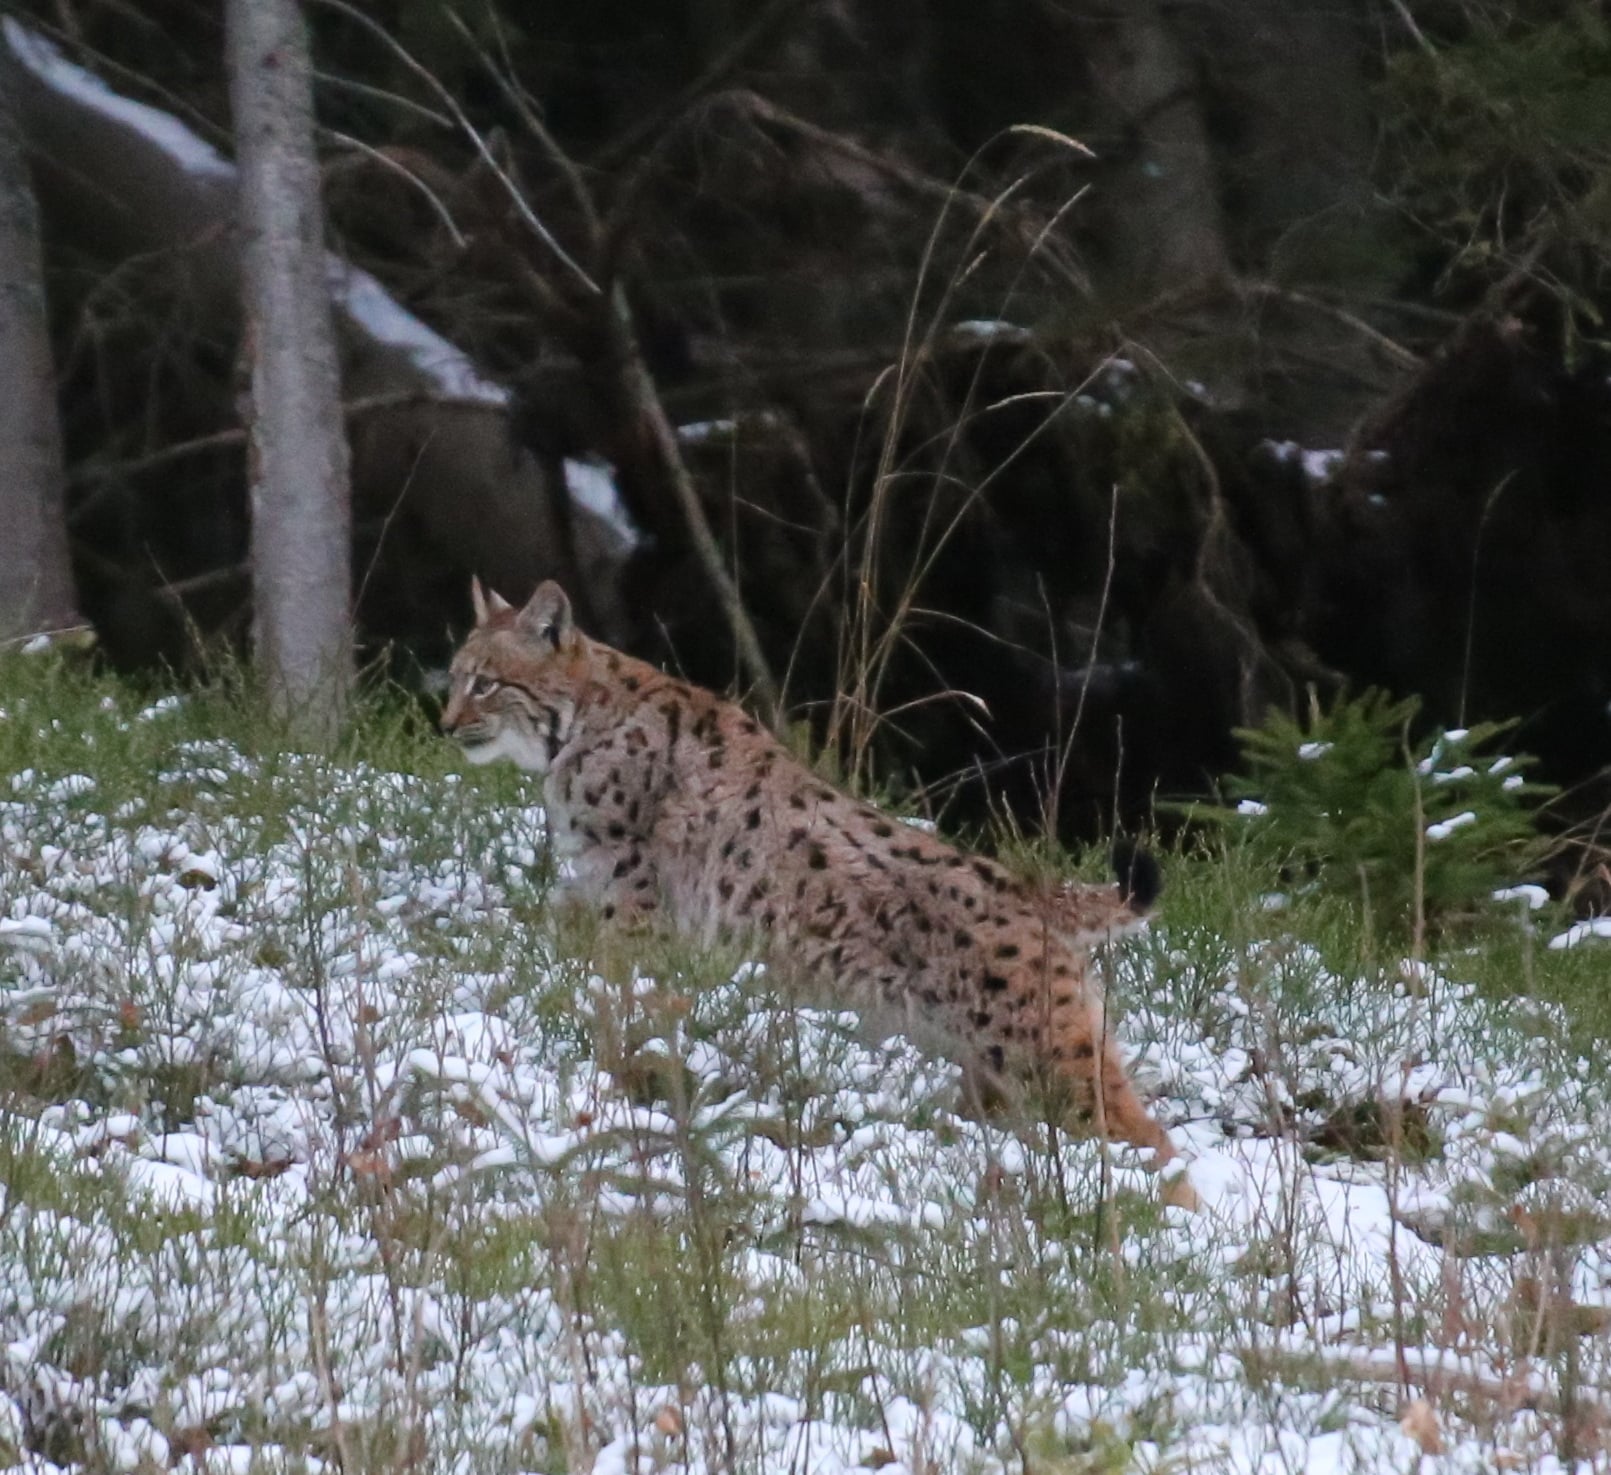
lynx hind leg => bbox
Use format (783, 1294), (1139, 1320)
(1048, 1001), (1200, 1208)
(1092, 1034), (1174, 1162)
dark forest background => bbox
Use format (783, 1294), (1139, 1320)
(5, 0), (1611, 846)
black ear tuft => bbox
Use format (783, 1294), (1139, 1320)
(1111, 839), (1162, 912)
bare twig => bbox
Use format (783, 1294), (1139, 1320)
(152, 562), (249, 605)
(69, 391), (497, 491)
(313, 68), (455, 131)
(1458, 471), (1516, 729)
(0, 622), (96, 650)
(446, 8), (601, 245)
(604, 284), (783, 726)
(322, 129), (467, 248)
(1047, 480), (1120, 835)
(593, 0), (814, 169)
(1241, 281), (1422, 370)
(311, 0), (601, 295)
(1385, 0), (1439, 60)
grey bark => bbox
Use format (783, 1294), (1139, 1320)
(226, 0), (352, 731)
(0, 44), (79, 642)
(1079, 0), (1230, 300)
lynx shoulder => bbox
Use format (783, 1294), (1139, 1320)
(442, 579), (1190, 1190)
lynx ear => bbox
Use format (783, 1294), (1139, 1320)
(1111, 839), (1161, 913)
(470, 576), (514, 625)
(517, 580), (577, 653)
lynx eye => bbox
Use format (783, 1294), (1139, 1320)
(468, 674), (501, 698)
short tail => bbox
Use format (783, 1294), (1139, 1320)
(1111, 839), (1161, 914)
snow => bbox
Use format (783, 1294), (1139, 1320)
(0, 916), (54, 949)
(1427, 810), (1477, 841)
(137, 695), (184, 722)
(1261, 440), (1347, 483)
(326, 261), (509, 406)
(1548, 916), (1611, 950)
(676, 418), (739, 443)
(563, 456), (641, 549)
(948, 319), (1032, 345)
(1302, 448), (1346, 482)
(1492, 884), (1549, 911)
(0, 713), (1608, 1474)
(3, 19), (233, 181)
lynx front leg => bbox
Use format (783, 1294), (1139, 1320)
(548, 840), (665, 993)
(556, 837), (664, 930)
(543, 751), (669, 930)
(542, 774), (661, 928)
(595, 845), (664, 929)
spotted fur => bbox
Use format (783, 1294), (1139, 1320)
(443, 579), (1188, 1179)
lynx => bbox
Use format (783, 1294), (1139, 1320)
(443, 579), (1192, 1192)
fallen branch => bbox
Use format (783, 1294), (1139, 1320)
(1245, 1343), (1611, 1422)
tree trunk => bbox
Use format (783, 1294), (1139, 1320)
(1079, 0), (1230, 301)
(0, 43), (79, 643)
(226, 0), (352, 733)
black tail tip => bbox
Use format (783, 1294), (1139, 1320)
(1111, 839), (1162, 912)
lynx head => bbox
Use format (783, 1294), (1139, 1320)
(441, 578), (587, 773)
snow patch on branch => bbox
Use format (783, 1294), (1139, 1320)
(3, 19), (233, 182)
(563, 457), (640, 550)
(325, 261), (508, 407)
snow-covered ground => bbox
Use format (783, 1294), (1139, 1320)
(1, 695), (1608, 1474)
